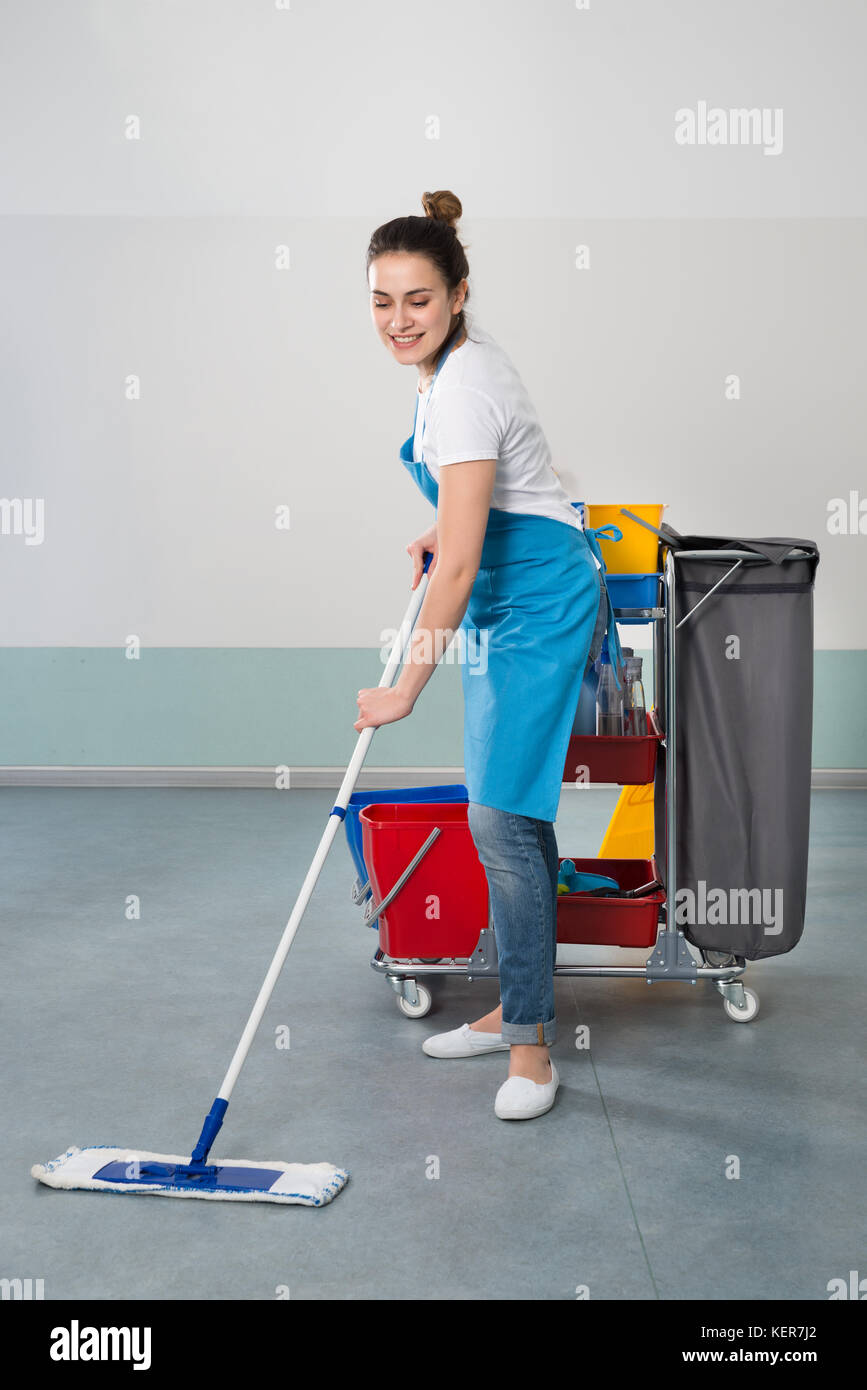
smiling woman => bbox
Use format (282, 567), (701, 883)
(368, 188), (469, 380)
(355, 190), (612, 1121)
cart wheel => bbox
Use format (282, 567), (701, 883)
(417, 957), (443, 965)
(397, 985), (432, 1019)
(723, 987), (760, 1023)
(705, 949), (736, 967)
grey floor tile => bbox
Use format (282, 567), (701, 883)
(3, 787), (864, 1301)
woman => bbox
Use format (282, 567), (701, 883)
(354, 190), (619, 1120)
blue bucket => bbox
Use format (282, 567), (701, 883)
(605, 573), (661, 620)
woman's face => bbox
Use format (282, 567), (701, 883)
(369, 253), (466, 369)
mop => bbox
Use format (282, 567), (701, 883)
(32, 557), (436, 1206)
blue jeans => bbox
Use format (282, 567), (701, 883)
(466, 800), (559, 1046)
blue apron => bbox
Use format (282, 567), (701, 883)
(399, 341), (624, 822)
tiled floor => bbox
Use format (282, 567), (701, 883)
(4, 787), (863, 1300)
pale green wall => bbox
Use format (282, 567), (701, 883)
(0, 650), (862, 769)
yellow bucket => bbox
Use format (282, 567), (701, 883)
(583, 503), (667, 574)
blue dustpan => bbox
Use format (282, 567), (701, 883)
(558, 860), (622, 896)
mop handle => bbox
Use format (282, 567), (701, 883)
(215, 553), (435, 1104)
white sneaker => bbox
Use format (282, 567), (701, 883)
(422, 1022), (511, 1059)
(494, 1061), (560, 1119)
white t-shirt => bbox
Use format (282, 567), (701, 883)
(412, 325), (581, 531)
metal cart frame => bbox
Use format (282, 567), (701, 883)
(356, 542), (812, 1024)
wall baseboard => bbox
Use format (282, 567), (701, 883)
(0, 766), (864, 789)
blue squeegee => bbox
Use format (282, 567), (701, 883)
(31, 559), (437, 1206)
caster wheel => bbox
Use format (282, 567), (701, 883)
(723, 987), (760, 1023)
(397, 985), (432, 1019)
(705, 949), (736, 967)
(417, 957), (443, 965)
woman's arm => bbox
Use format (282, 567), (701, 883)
(354, 458), (496, 730)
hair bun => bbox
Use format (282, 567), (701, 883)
(421, 189), (462, 228)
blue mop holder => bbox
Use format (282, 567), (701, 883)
(190, 1096), (229, 1168)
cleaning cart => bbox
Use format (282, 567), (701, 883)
(344, 513), (820, 1024)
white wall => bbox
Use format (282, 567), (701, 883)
(1, 0), (864, 649)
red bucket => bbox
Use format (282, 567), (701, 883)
(359, 803), (488, 958)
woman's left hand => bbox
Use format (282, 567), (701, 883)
(354, 686), (414, 732)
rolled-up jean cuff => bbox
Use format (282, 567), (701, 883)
(500, 1018), (557, 1046)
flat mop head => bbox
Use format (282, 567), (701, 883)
(32, 1146), (349, 1207)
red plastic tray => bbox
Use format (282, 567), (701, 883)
(563, 708), (662, 786)
(556, 857), (664, 947)
(360, 802), (488, 958)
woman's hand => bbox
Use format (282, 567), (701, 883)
(354, 685), (415, 733)
(406, 523), (438, 590)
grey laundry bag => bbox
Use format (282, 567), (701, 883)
(651, 526), (820, 961)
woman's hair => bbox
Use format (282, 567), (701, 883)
(366, 190), (475, 367)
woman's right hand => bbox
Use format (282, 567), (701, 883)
(406, 523), (438, 590)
